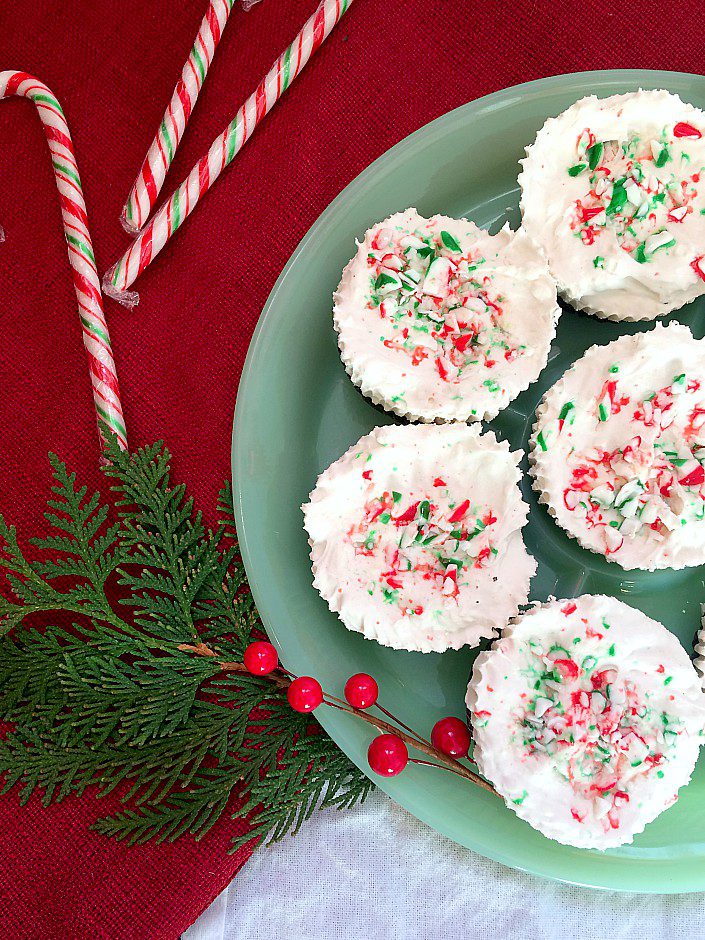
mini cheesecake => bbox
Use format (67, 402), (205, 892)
(467, 595), (705, 849)
(333, 209), (559, 422)
(302, 423), (535, 653)
(530, 323), (705, 570)
(520, 90), (705, 320)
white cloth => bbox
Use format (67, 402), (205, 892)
(185, 790), (705, 939)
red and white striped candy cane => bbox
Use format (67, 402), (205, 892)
(121, 0), (236, 235)
(0, 71), (127, 450)
(104, 0), (354, 307)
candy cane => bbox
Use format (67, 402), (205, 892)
(121, 0), (237, 234)
(0, 71), (127, 450)
(104, 0), (354, 307)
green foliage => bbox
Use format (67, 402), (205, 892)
(0, 436), (372, 852)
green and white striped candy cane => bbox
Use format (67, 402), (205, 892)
(105, 0), (354, 307)
(1, 70), (127, 451)
(121, 0), (239, 234)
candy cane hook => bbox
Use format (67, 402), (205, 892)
(0, 71), (127, 451)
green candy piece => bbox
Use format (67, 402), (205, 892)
(440, 230), (462, 252)
(374, 271), (399, 290)
(587, 142), (603, 170)
(655, 146), (671, 168)
(559, 401), (575, 425)
(568, 163), (587, 177)
(606, 179), (628, 216)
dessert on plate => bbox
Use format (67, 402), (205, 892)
(467, 595), (705, 849)
(302, 422), (535, 653)
(333, 208), (559, 422)
(530, 323), (705, 570)
(520, 90), (705, 320)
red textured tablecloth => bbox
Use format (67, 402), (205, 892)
(0, 1), (701, 935)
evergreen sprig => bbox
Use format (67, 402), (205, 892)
(0, 437), (372, 852)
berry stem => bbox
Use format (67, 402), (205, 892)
(316, 690), (430, 749)
(181, 642), (497, 797)
(374, 702), (423, 741)
(409, 757), (476, 780)
(322, 697), (495, 793)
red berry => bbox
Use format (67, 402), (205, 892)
(287, 676), (323, 713)
(243, 641), (279, 675)
(431, 716), (471, 758)
(344, 673), (379, 709)
(367, 734), (408, 776)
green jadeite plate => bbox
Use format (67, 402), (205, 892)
(233, 70), (705, 892)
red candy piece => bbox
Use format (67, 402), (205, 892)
(680, 464), (705, 487)
(581, 205), (605, 222)
(367, 734), (408, 776)
(452, 333), (474, 353)
(344, 673), (379, 709)
(431, 716), (471, 758)
(287, 676), (324, 713)
(243, 641), (279, 675)
(553, 658), (579, 680)
(448, 499), (470, 523)
(394, 501), (420, 524)
(674, 121), (702, 139)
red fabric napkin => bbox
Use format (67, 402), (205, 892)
(0, 0), (701, 935)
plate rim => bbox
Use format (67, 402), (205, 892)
(233, 68), (705, 893)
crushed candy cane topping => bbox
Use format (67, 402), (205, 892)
(517, 630), (677, 831)
(334, 210), (558, 422)
(365, 223), (522, 383)
(303, 423), (535, 653)
(351, 485), (500, 615)
(532, 324), (705, 569)
(566, 125), (703, 266)
(520, 91), (705, 320)
(467, 595), (705, 848)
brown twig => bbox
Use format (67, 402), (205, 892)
(179, 642), (497, 797)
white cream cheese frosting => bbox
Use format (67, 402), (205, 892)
(333, 209), (559, 422)
(530, 323), (705, 570)
(302, 423), (536, 653)
(467, 595), (705, 849)
(520, 90), (705, 320)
